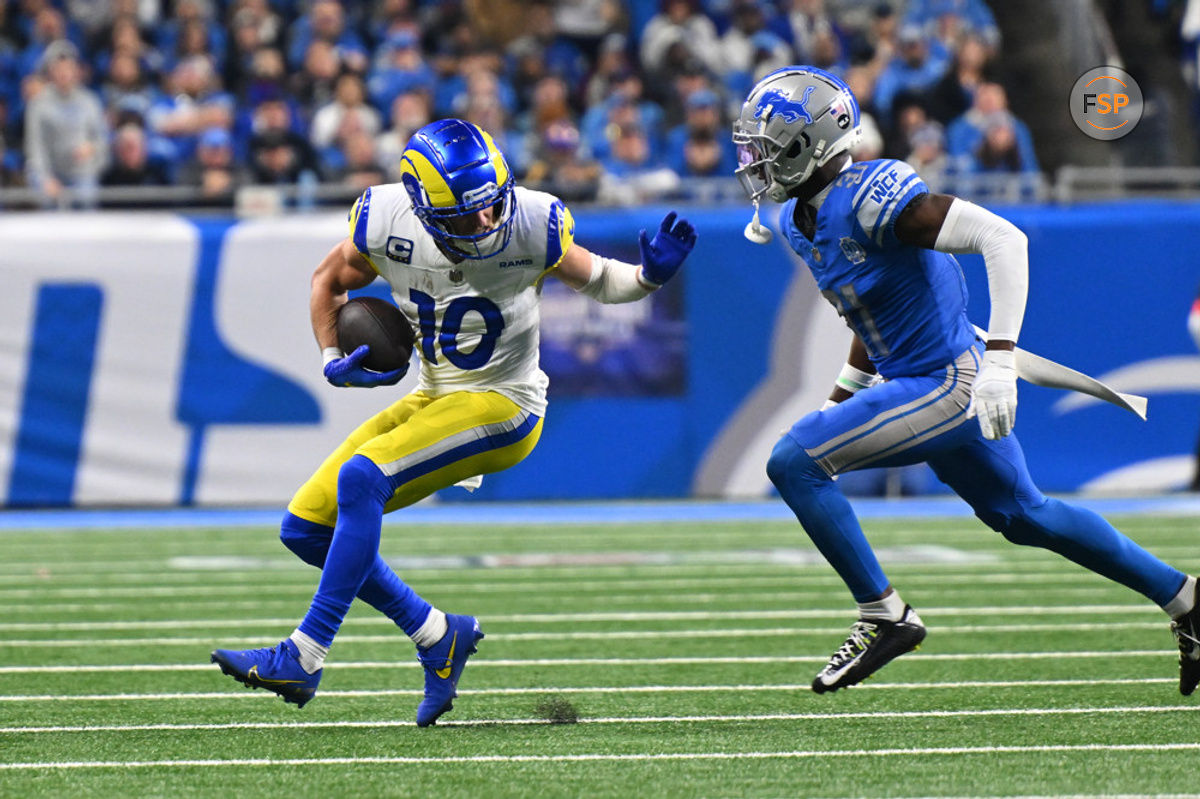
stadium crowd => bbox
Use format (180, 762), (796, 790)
(0, 0), (1038, 208)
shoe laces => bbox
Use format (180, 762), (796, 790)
(1172, 615), (1200, 657)
(827, 620), (880, 669)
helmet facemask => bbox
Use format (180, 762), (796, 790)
(400, 120), (518, 260)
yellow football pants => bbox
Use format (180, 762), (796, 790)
(287, 390), (543, 527)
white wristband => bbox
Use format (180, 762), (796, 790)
(322, 347), (343, 367)
(835, 363), (875, 394)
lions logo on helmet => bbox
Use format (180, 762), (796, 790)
(399, 119), (517, 260)
(732, 66), (863, 203)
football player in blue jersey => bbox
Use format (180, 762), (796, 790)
(210, 119), (696, 723)
(733, 67), (1200, 694)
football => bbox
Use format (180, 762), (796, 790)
(336, 296), (415, 372)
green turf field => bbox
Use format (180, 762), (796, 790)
(2, 511), (1199, 797)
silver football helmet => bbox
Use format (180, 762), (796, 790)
(732, 66), (863, 203)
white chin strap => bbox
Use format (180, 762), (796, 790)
(744, 200), (773, 245)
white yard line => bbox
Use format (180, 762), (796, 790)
(2, 705), (1197, 734)
(0, 619), (1172, 653)
(0, 677), (1175, 703)
(0, 586), (1123, 618)
(3, 743), (1200, 770)
(0, 603), (1165, 632)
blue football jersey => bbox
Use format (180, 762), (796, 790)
(780, 158), (976, 378)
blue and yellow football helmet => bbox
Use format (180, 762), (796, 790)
(399, 119), (517, 260)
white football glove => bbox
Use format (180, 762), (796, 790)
(969, 348), (1017, 439)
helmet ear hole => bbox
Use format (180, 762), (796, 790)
(786, 138), (806, 159)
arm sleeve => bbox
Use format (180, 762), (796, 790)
(934, 197), (1028, 342)
(576, 253), (655, 304)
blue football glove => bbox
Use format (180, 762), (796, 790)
(638, 211), (697, 287)
(323, 345), (407, 388)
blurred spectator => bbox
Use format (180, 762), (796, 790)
(286, 0), (367, 73)
(224, 7), (265, 96)
(99, 51), (158, 124)
(596, 122), (679, 204)
(171, 17), (220, 73)
(17, 5), (77, 78)
(849, 111), (884, 160)
(334, 129), (385, 191)
(95, 15), (164, 85)
(583, 32), (634, 108)
(375, 88), (431, 181)
(903, 0), (999, 50)
(523, 120), (601, 202)
(146, 55), (233, 164)
(960, 111), (1038, 175)
(238, 45), (286, 107)
(367, 29), (436, 115)
(904, 120), (948, 183)
(640, 0), (723, 79)
(554, 0), (626, 59)
(365, 0), (417, 48)
(664, 89), (736, 176)
(515, 74), (572, 138)
(290, 39), (342, 110)
(871, 23), (949, 125)
(311, 72), (382, 162)
(807, 25), (849, 76)
(0, 97), (22, 187)
(925, 32), (992, 124)
(250, 129), (316, 184)
(179, 125), (246, 206)
(100, 121), (169, 188)
(23, 40), (107, 208)
(777, 0), (837, 61)
(156, 0), (226, 72)
(890, 99), (933, 157)
(945, 82), (1036, 168)
(249, 96), (318, 182)
(505, 0), (589, 92)
(720, 0), (792, 78)
(581, 69), (664, 160)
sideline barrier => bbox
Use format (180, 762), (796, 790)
(0, 200), (1197, 506)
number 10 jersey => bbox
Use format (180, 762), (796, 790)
(348, 183), (575, 417)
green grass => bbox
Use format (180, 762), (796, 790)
(2, 512), (1199, 797)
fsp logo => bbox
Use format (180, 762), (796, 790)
(1070, 66), (1143, 141)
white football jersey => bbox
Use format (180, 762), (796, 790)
(348, 183), (575, 416)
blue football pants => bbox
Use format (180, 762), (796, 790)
(767, 347), (1186, 605)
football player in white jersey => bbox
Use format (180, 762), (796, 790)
(212, 118), (697, 725)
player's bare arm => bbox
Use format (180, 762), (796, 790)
(310, 238), (376, 350)
(828, 335), (875, 405)
(549, 241), (597, 291)
(310, 238), (406, 388)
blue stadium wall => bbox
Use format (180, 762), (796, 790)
(0, 199), (1197, 507)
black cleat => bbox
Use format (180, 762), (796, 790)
(812, 606), (926, 693)
(1171, 585), (1200, 696)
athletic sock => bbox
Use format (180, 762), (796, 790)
(857, 591), (907, 622)
(411, 608), (448, 649)
(1164, 574), (1198, 619)
(289, 628), (328, 674)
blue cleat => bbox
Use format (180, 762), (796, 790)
(415, 614), (484, 727)
(210, 638), (321, 708)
